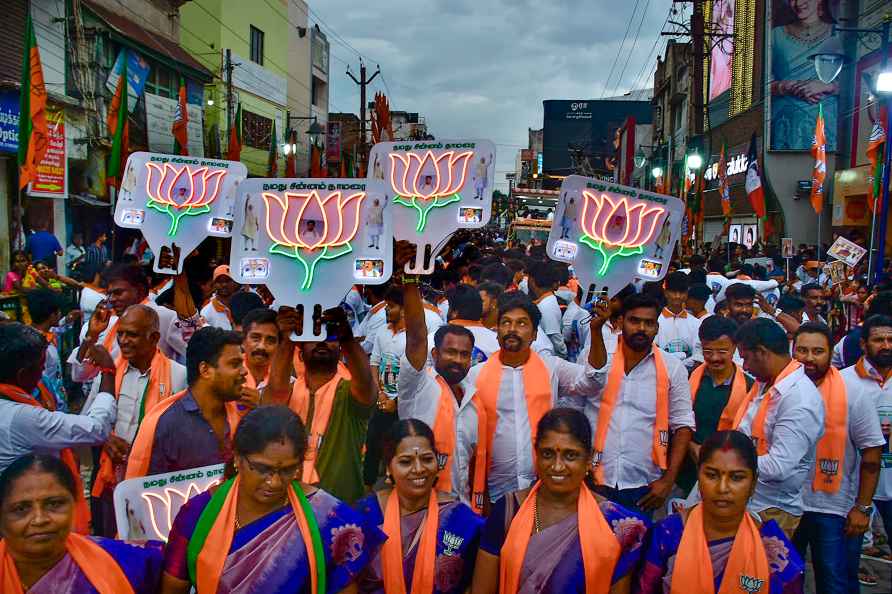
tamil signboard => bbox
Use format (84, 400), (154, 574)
(0, 90), (20, 154)
(28, 106), (66, 198)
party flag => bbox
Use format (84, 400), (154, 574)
(745, 132), (766, 218)
(810, 104), (827, 215)
(226, 103), (242, 161)
(172, 77), (188, 156)
(17, 11), (48, 190)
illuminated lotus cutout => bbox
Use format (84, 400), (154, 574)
(145, 163), (227, 235)
(579, 191), (665, 276)
(141, 482), (211, 541)
(262, 190), (365, 290)
(389, 150), (474, 232)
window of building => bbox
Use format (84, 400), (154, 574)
(243, 110), (273, 149)
(250, 26), (264, 65)
(145, 63), (175, 98)
(312, 76), (327, 107)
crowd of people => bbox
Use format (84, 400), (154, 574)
(0, 227), (890, 594)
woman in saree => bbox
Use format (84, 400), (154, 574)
(356, 418), (484, 593)
(636, 430), (805, 593)
(471, 408), (648, 594)
(162, 405), (384, 593)
(0, 454), (162, 593)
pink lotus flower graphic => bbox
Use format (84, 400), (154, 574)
(579, 191), (666, 275)
(145, 163), (227, 235)
(389, 150), (474, 232)
(262, 190), (365, 290)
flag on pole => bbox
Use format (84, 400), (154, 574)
(810, 103), (827, 215)
(266, 121), (278, 177)
(718, 143), (731, 218)
(226, 103), (242, 161)
(867, 106), (887, 211)
(339, 155), (346, 177)
(284, 128), (296, 177)
(17, 11), (48, 190)
(745, 132), (766, 218)
(172, 77), (188, 156)
(107, 54), (129, 188)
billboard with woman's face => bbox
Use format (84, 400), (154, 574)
(769, 0), (841, 151)
(709, 0), (735, 101)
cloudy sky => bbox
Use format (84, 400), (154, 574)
(314, 0), (678, 191)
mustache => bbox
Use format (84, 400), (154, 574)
(251, 350), (269, 358)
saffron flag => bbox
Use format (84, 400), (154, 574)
(810, 104), (827, 215)
(284, 128), (296, 177)
(107, 54), (129, 187)
(867, 107), (887, 211)
(745, 133), (766, 218)
(17, 11), (48, 190)
(266, 120), (278, 177)
(718, 143), (731, 218)
(172, 77), (188, 156)
(226, 103), (242, 161)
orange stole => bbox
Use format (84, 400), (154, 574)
(0, 535), (134, 594)
(671, 505), (769, 594)
(381, 490), (439, 594)
(689, 363), (750, 431)
(499, 482), (619, 593)
(733, 360), (801, 455)
(0, 383), (90, 534)
(812, 366), (848, 493)
(125, 391), (241, 479)
(288, 365), (351, 483)
(592, 341), (669, 484)
(472, 350), (551, 513)
(431, 375), (465, 493)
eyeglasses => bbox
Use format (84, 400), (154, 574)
(242, 457), (301, 482)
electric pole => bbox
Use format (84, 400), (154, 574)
(347, 61), (380, 172)
(225, 49), (235, 135)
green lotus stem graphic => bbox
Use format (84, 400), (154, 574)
(393, 194), (462, 233)
(579, 235), (644, 276)
(269, 243), (353, 291)
(146, 199), (211, 236)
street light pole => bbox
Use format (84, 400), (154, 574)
(870, 18), (891, 283)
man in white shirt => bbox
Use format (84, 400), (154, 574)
(588, 293), (695, 518)
(657, 271), (702, 370)
(199, 265), (241, 330)
(429, 284), (499, 366)
(478, 282), (502, 331)
(734, 317), (825, 538)
(527, 261), (567, 359)
(240, 308), (279, 398)
(357, 284), (389, 354)
(791, 321), (884, 594)
(800, 282), (827, 325)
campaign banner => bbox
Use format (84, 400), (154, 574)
(28, 106), (66, 198)
(827, 235), (867, 267)
(105, 49), (151, 114)
(114, 464), (225, 541)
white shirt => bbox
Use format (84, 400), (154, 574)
(561, 301), (591, 363)
(371, 327), (407, 399)
(656, 308), (702, 368)
(464, 353), (604, 501)
(358, 304), (387, 354)
(854, 360), (892, 501)
(200, 299), (233, 330)
(536, 293), (566, 359)
(343, 287), (369, 333)
(398, 356), (478, 504)
(801, 366), (885, 517)
(586, 349), (695, 490)
(427, 322), (499, 367)
(79, 285), (105, 327)
(84, 359), (187, 444)
(735, 363), (825, 516)
(705, 274), (778, 303)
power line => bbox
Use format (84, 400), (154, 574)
(600, 0), (643, 99)
(630, 5), (673, 92)
(610, 0), (652, 97)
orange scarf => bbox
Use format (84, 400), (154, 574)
(855, 357), (892, 388)
(101, 316), (121, 352)
(671, 505), (769, 594)
(381, 490), (439, 594)
(431, 376), (463, 493)
(0, 535), (134, 594)
(0, 384), (90, 534)
(661, 307), (687, 319)
(125, 391), (241, 479)
(592, 341), (669, 484)
(93, 350), (174, 497)
(211, 296), (235, 327)
(499, 482), (619, 593)
(243, 353), (269, 390)
(288, 365), (351, 483)
(472, 351), (552, 514)
(689, 363), (749, 431)
(733, 360), (801, 455)
(812, 366), (848, 493)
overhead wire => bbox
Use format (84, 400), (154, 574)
(610, 0), (653, 97)
(600, 0), (643, 99)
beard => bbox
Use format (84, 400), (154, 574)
(624, 332), (653, 352)
(500, 333), (525, 352)
(305, 345), (339, 372)
(436, 361), (468, 385)
(868, 348), (892, 369)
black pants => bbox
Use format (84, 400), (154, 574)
(363, 408), (398, 487)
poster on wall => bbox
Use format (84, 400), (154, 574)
(28, 107), (66, 198)
(769, 0), (840, 151)
(728, 224), (742, 244)
(144, 93), (205, 157)
(742, 224), (757, 250)
(709, 0), (736, 100)
(105, 49), (151, 114)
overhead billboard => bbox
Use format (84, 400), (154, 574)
(709, 0), (735, 101)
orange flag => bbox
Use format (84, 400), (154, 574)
(867, 106), (887, 211)
(17, 12), (48, 190)
(171, 77), (188, 156)
(810, 104), (827, 215)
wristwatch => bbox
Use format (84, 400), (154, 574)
(856, 503), (873, 515)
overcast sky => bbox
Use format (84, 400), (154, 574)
(315, 0), (677, 191)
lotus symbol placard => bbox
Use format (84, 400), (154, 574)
(579, 191), (665, 276)
(262, 190), (365, 290)
(389, 150), (473, 232)
(145, 163), (227, 235)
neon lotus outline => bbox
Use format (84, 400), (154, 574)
(144, 163), (227, 235)
(389, 150), (473, 232)
(262, 190), (365, 290)
(140, 481), (218, 541)
(578, 191), (665, 276)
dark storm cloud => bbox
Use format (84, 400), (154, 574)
(319, 0), (673, 189)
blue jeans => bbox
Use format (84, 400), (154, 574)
(594, 485), (654, 519)
(792, 511), (861, 594)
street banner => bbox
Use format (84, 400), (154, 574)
(229, 178), (392, 340)
(368, 139), (496, 274)
(114, 464), (224, 541)
(114, 152), (247, 274)
(546, 176), (684, 298)
(28, 106), (66, 198)
(105, 48), (150, 114)
(827, 236), (867, 267)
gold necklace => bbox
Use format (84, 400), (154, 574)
(533, 494), (542, 533)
